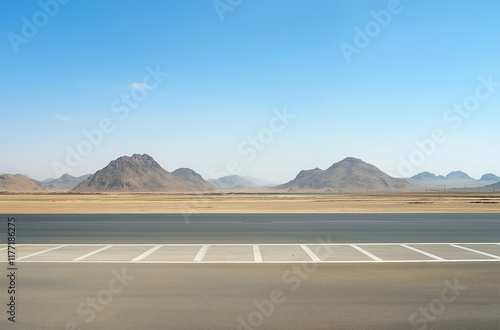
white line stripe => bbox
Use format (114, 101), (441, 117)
(350, 244), (383, 261)
(449, 244), (500, 259)
(253, 245), (262, 262)
(301, 245), (321, 262)
(11, 242), (500, 247)
(400, 244), (445, 261)
(9, 259), (500, 264)
(73, 245), (113, 261)
(132, 245), (162, 262)
(17, 245), (66, 261)
(193, 245), (209, 262)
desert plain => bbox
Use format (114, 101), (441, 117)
(1, 191), (499, 214)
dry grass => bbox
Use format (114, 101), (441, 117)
(0, 192), (499, 213)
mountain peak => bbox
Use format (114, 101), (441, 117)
(340, 157), (363, 163)
(72, 154), (211, 192)
(445, 171), (472, 180)
(411, 171), (438, 180)
(480, 173), (500, 181)
(276, 157), (410, 192)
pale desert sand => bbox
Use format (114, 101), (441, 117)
(0, 192), (499, 213)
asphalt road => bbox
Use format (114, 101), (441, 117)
(2, 214), (499, 329)
(0, 262), (498, 329)
(2, 213), (500, 244)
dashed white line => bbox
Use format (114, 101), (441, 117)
(301, 245), (321, 262)
(253, 245), (262, 262)
(400, 244), (445, 261)
(132, 245), (163, 262)
(72, 245), (113, 261)
(5, 243), (500, 264)
(449, 244), (500, 259)
(350, 244), (383, 261)
(17, 245), (67, 261)
(194, 245), (209, 262)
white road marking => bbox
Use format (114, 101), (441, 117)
(400, 244), (445, 261)
(253, 245), (262, 262)
(13, 259), (500, 264)
(132, 245), (163, 262)
(350, 244), (383, 261)
(72, 245), (113, 261)
(301, 245), (321, 262)
(40, 221), (244, 224)
(194, 245), (210, 262)
(11, 242), (500, 246)
(17, 245), (67, 261)
(448, 244), (500, 259)
(272, 221), (402, 223)
(5, 243), (500, 264)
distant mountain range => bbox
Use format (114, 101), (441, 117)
(208, 175), (260, 189)
(407, 171), (500, 189)
(1, 154), (498, 193)
(275, 157), (411, 192)
(44, 173), (91, 191)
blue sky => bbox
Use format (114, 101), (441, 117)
(1, 0), (499, 183)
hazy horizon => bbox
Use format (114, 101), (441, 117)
(2, 0), (499, 183)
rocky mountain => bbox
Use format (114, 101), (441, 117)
(208, 175), (260, 189)
(72, 154), (209, 192)
(0, 174), (49, 192)
(275, 157), (411, 192)
(408, 171), (500, 189)
(172, 168), (213, 191)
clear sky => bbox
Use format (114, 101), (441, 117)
(1, 0), (499, 183)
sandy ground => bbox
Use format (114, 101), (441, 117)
(0, 192), (499, 213)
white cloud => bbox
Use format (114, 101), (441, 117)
(55, 114), (70, 121)
(129, 82), (150, 89)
